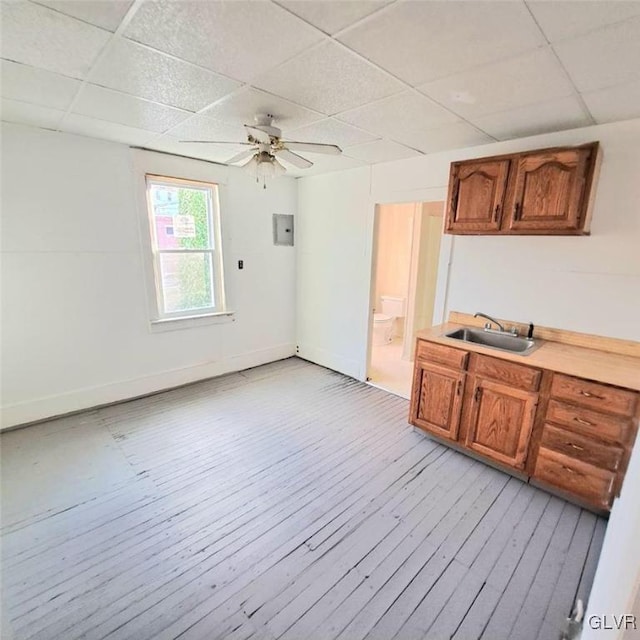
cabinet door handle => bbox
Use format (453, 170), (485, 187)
(573, 417), (595, 427)
(493, 204), (500, 223)
(580, 390), (605, 400)
(456, 379), (462, 396)
(567, 442), (584, 451)
(513, 202), (521, 221)
(474, 386), (482, 402)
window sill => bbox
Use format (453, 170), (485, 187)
(149, 311), (235, 333)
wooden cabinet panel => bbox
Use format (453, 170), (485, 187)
(546, 399), (633, 443)
(445, 159), (510, 233)
(550, 373), (638, 417)
(415, 340), (469, 370)
(534, 448), (616, 509)
(508, 147), (593, 232)
(410, 362), (465, 441)
(540, 423), (624, 472)
(464, 378), (537, 469)
(444, 142), (599, 236)
(473, 354), (542, 391)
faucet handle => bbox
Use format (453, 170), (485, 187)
(509, 326), (519, 336)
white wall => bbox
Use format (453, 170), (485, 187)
(1, 124), (297, 428)
(296, 166), (372, 378)
(297, 119), (640, 380)
(296, 117), (640, 640)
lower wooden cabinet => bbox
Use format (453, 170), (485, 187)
(410, 361), (465, 441)
(533, 449), (616, 510)
(464, 377), (537, 470)
(410, 338), (640, 514)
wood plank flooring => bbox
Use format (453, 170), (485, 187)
(1, 358), (606, 640)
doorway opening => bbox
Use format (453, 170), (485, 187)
(367, 201), (444, 398)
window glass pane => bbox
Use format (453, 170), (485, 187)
(159, 252), (214, 313)
(149, 183), (212, 250)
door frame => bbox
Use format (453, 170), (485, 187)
(364, 195), (454, 383)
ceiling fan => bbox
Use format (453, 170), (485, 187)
(180, 114), (342, 187)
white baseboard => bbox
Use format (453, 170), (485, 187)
(1, 343), (296, 430)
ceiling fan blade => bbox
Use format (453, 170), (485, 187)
(282, 141), (342, 155)
(276, 148), (313, 169)
(244, 125), (271, 144)
(179, 140), (253, 145)
(226, 148), (258, 165)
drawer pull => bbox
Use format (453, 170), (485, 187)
(562, 465), (580, 475)
(573, 417), (595, 427)
(567, 442), (584, 451)
(580, 390), (605, 400)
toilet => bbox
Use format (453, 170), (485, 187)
(372, 296), (406, 346)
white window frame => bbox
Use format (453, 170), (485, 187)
(145, 173), (227, 321)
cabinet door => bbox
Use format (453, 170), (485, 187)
(445, 159), (510, 233)
(465, 378), (537, 469)
(410, 362), (465, 441)
(508, 147), (592, 232)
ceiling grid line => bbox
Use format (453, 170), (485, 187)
(522, 0), (596, 126)
(55, 0), (147, 132)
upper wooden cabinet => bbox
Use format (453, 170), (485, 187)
(446, 159), (510, 233)
(444, 142), (600, 236)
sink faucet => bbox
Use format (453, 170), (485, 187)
(474, 312), (505, 332)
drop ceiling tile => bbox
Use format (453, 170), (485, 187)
(61, 113), (158, 146)
(124, 1), (322, 83)
(90, 39), (241, 112)
(34, 0), (133, 32)
(344, 139), (421, 164)
(419, 48), (574, 119)
(1, 98), (65, 129)
(472, 95), (591, 141)
(526, 1), (640, 43)
(254, 41), (405, 115)
(282, 118), (378, 148)
(276, 0), (390, 35)
(0, 1), (111, 79)
(338, 1), (545, 85)
(202, 88), (323, 132)
(165, 114), (248, 143)
(72, 85), (190, 132)
(1, 60), (81, 110)
(336, 91), (459, 139)
(582, 79), (640, 123)
(554, 17), (640, 92)
(394, 122), (494, 155)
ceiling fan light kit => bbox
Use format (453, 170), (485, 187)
(180, 113), (342, 189)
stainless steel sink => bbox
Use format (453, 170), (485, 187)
(444, 327), (540, 355)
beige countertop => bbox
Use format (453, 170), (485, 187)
(417, 322), (640, 392)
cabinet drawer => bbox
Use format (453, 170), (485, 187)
(416, 340), (469, 370)
(546, 399), (632, 443)
(534, 449), (615, 508)
(550, 374), (637, 416)
(472, 354), (541, 391)
(540, 423), (624, 471)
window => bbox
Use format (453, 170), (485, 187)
(145, 174), (226, 320)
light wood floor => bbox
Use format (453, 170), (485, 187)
(1, 358), (606, 640)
